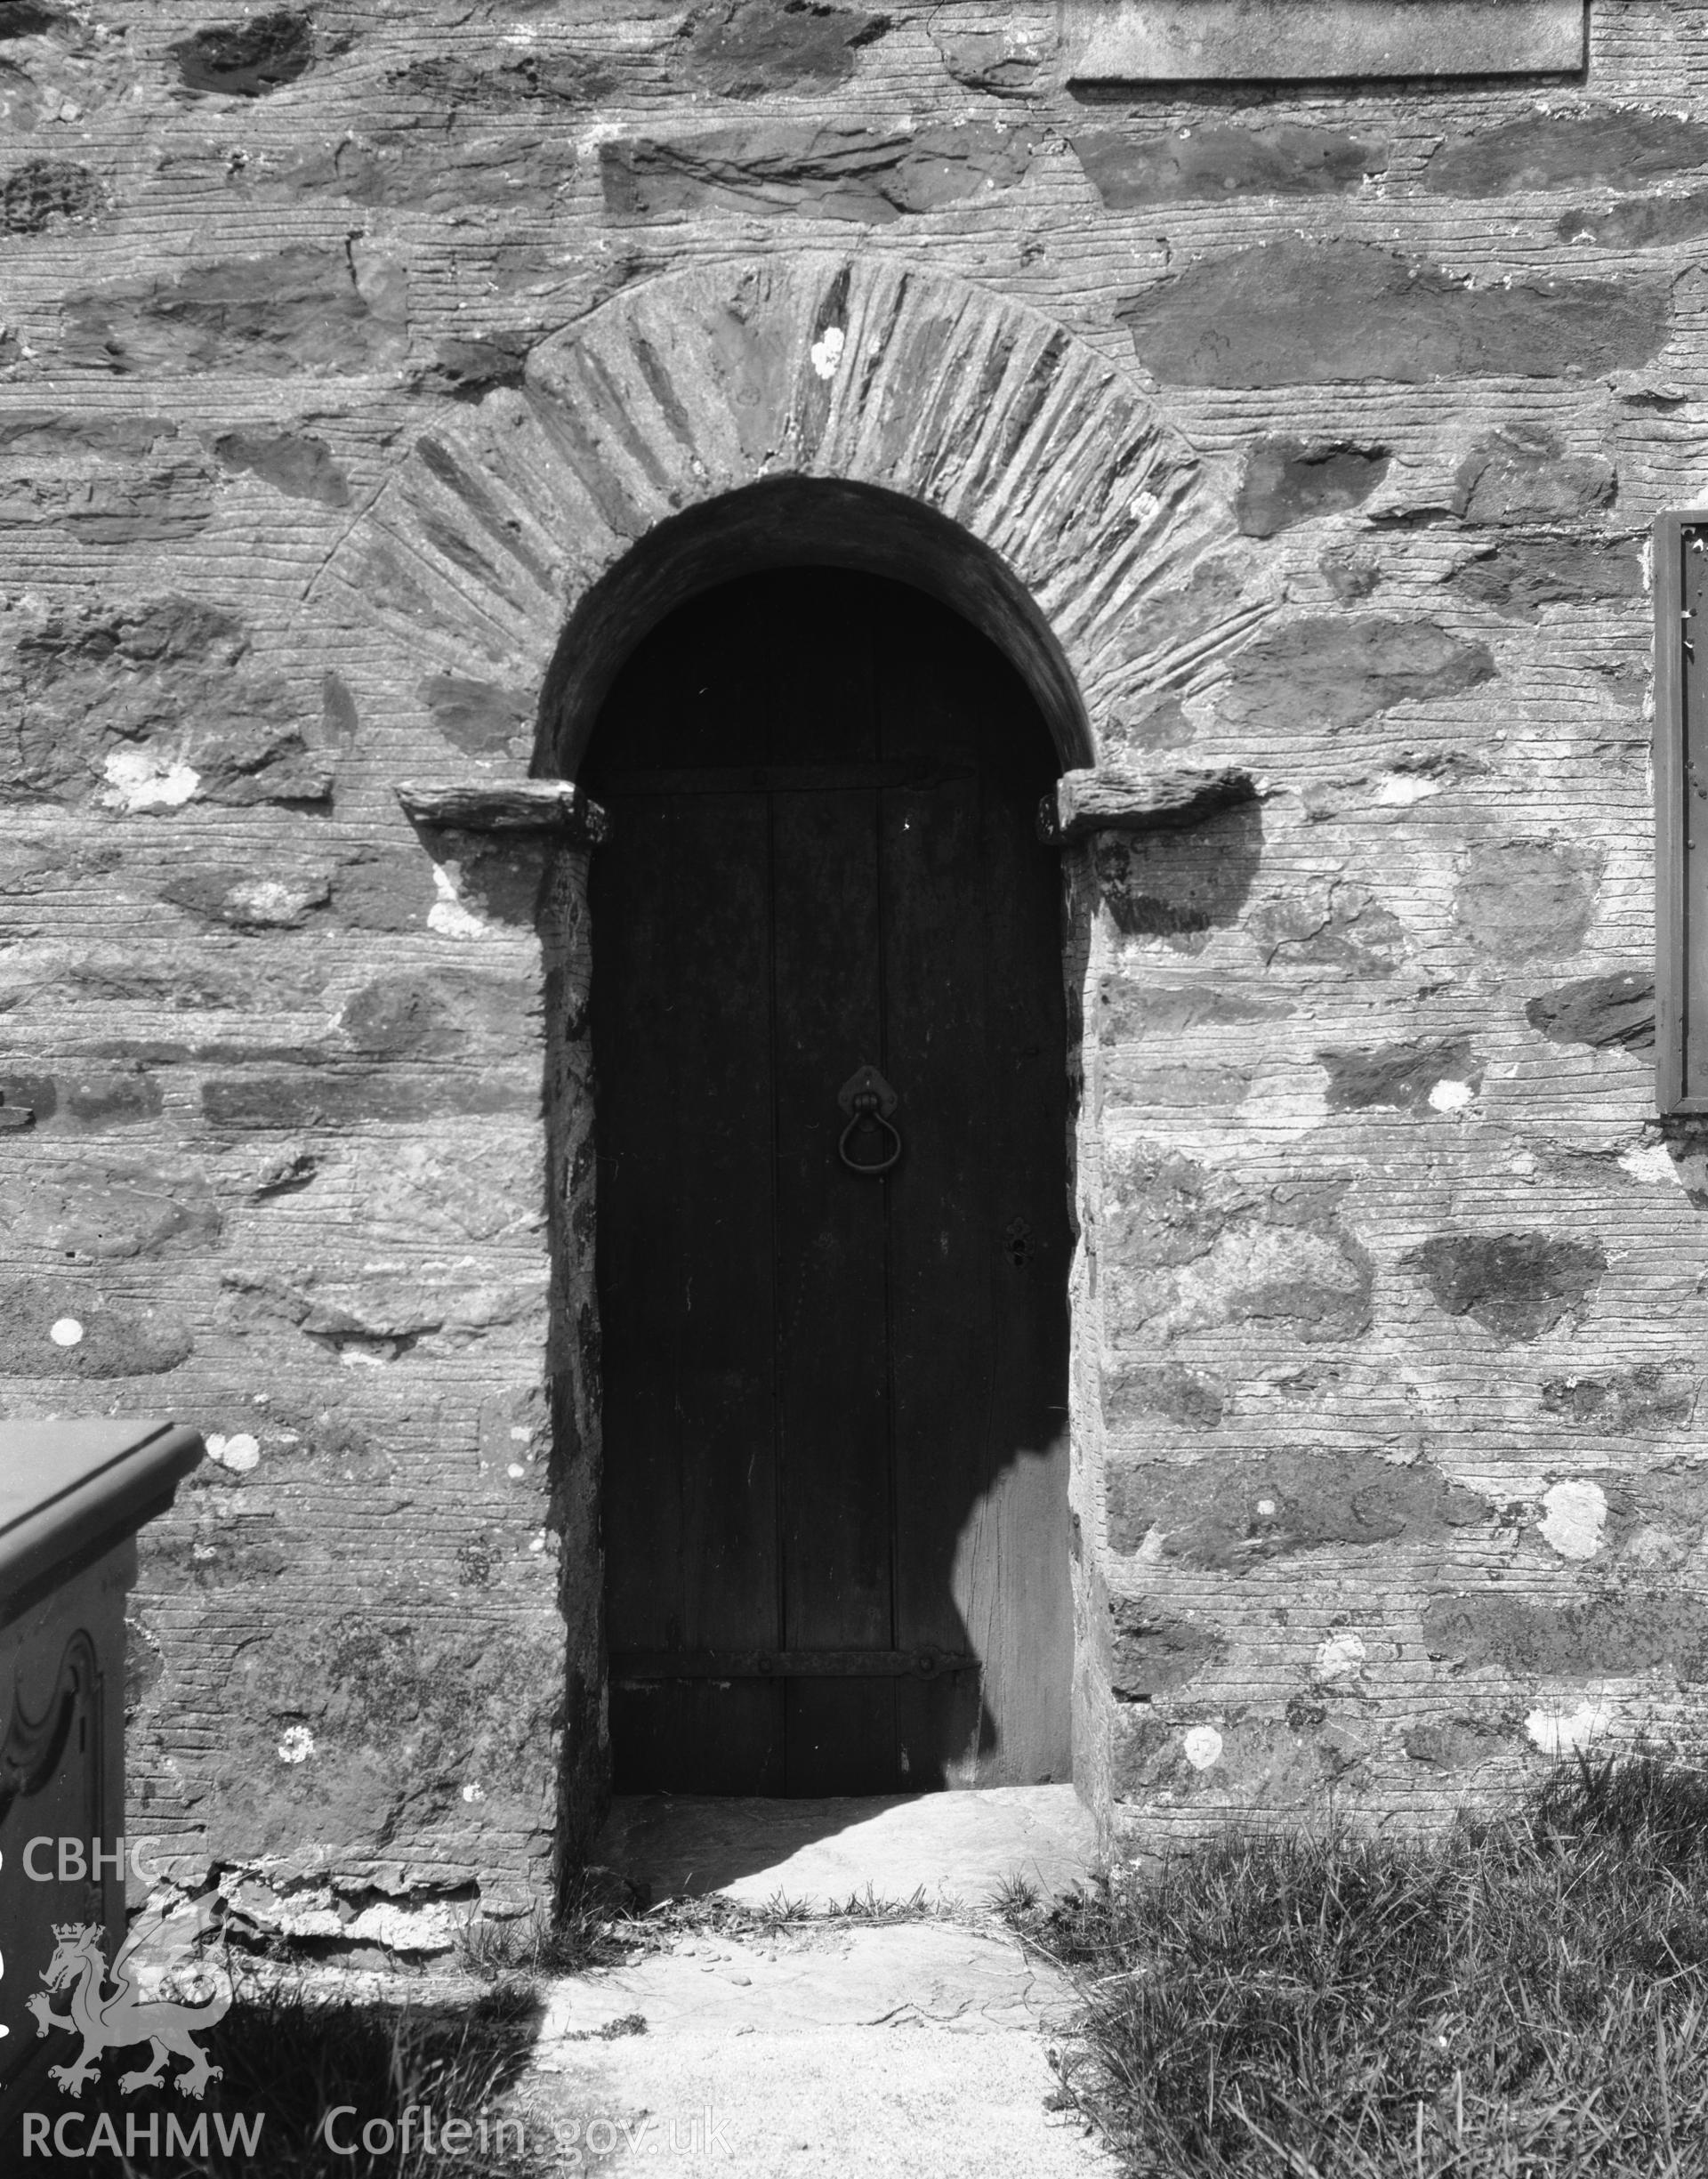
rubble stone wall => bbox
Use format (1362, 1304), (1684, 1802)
(0, 1), (1699, 1933)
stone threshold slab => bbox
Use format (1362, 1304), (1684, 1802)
(594, 1785), (1099, 1909)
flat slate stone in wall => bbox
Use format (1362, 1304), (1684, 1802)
(1217, 616), (1495, 733)
(1424, 109), (1708, 196)
(1454, 842), (1603, 959)
(601, 120), (1037, 221)
(64, 246), (410, 376)
(212, 427), (350, 505)
(169, 9), (319, 99)
(1237, 440), (1391, 539)
(1449, 428), (1616, 527)
(9, 598), (327, 809)
(1113, 1449), (1490, 1568)
(1074, 124), (1387, 207)
(1122, 243), (1671, 387)
(1526, 973), (1658, 1054)
(1401, 1233), (1609, 1343)
(673, 0), (890, 96)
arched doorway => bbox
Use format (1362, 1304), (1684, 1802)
(584, 567), (1072, 1796)
(316, 250), (1264, 1872)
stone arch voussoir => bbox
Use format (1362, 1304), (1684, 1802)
(315, 254), (1270, 774)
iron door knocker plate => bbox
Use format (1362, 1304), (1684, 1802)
(837, 1065), (901, 1175)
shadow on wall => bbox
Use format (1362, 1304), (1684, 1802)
(1089, 801), (1263, 947)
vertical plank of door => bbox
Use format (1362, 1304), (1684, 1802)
(967, 656), (1074, 1786)
(593, 783), (784, 1792)
(884, 597), (1072, 1787)
(769, 576), (898, 1793)
(880, 594), (998, 1788)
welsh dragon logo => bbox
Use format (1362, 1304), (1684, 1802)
(25, 1921), (231, 2101)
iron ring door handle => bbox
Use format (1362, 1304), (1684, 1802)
(839, 1093), (902, 1175)
(837, 1065), (901, 1176)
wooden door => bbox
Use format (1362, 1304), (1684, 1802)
(587, 569), (1071, 1796)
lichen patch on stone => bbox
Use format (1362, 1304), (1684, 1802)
(101, 747), (200, 811)
(1313, 1630), (1366, 1683)
(206, 1432), (262, 1475)
(1538, 1480), (1609, 1561)
(810, 324), (845, 378)
(427, 865), (498, 941)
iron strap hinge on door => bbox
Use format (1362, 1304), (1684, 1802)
(610, 1649), (979, 1682)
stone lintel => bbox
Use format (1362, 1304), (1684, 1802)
(395, 779), (610, 844)
(1040, 766), (1261, 844)
(1060, 2), (1586, 83)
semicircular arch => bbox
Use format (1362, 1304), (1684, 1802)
(313, 254), (1265, 777)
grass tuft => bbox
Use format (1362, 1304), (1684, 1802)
(835, 1881), (931, 1922)
(991, 1872), (1042, 1918)
(1019, 1749), (1708, 2178)
(568, 1879), (955, 1956)
(458, 1865), (638, 1982)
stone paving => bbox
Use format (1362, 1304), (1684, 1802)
(521, 1787), (1118, 2177)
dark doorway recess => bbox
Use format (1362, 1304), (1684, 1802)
(584, 569), (1072, 1796)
